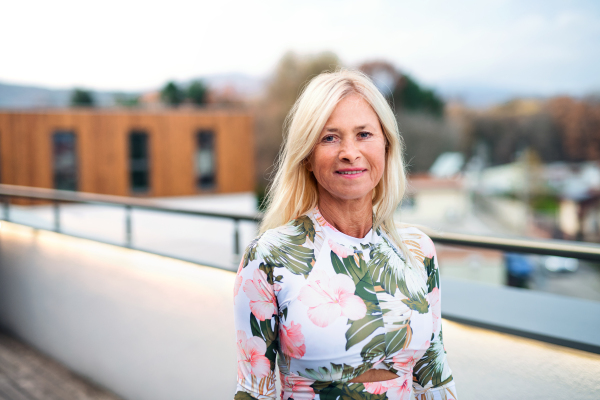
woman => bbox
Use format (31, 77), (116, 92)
(233, 69), (457, 400)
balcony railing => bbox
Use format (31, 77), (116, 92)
(2, 183), (599, 262)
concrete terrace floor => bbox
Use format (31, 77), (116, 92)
(1, 222), (599, 400)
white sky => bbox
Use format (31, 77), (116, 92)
(1, 0), (599, 94)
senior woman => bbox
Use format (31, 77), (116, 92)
(233, 69), (457, 400)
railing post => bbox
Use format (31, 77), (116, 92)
(53, 200), (60, 232)
(233, 218), (240, 257)
(2, 196), (8, 222)
(125, 205), (132, 248)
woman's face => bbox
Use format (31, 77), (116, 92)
(307, 94), (387, 204)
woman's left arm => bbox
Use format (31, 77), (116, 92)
(412, 234), (458, 400)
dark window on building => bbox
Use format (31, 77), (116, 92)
(195, 130), (216, 189)
(129, 131), (150, 193)
(53, 131), (78, 191)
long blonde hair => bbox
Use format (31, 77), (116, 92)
(260, 68), (417, 266)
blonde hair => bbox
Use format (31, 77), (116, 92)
(260, 68), (418, 267)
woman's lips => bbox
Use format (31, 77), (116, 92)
(335, 169), (367, 177)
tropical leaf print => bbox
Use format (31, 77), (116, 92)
(300, 362), (359, 382)
(424, 256), (439, 293)
(329, 250), (385, 351)
(346, 301), (383, 350)
(360, 334), (385, 363)
(290, 215), (316, 243)
(242, 218), (316, 277)
(384, 321), (411, 356)
(413, 329), (453, 388)
(258, 262), (283, 285)
(318, 383), (388, 400)
(250, 313), (278, 370)
(233, 391), (257, 400)
(368, 236), (429, 313)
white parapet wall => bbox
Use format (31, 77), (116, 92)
(0, 221), (238, 400)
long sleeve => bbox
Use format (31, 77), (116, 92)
(412, 237), (458, 400)
(233, 244), (279, 400)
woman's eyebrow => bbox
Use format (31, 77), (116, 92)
(324, 124), (373, 133)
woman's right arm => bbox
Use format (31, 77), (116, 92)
(233, 245), (279, 400)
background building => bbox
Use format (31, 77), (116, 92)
(0, 110), (254, 203)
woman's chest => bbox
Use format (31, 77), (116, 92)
(275, 235), (433, 370)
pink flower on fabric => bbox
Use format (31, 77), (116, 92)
(419, 234), (436, 259)
(282, 373), (316, 400)
(233, 275), (243, 304)
(328, 239), (352, 258)
(363, 380), (388, 395)
(280, 321), (306, 359)
(243, 269), (277, 321)
(297, 270), (366, 327)
(428, 287), (441, 333)
(392, 347), (425, 375)
(236, 330), (271, 381)
(364, 375), (411, 400)
(385, 375), (412, 400)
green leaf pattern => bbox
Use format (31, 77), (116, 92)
(234, 210), (457, 399)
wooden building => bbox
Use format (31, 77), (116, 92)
(0, 110), (254, 201)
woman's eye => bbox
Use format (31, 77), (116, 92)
(359, 131), (372, 138)
(323, 135), (335, 142)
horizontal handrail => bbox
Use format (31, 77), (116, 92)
(2, 183), (600, 262)
(429, 231), (600, 262)
(0, 184), (260, 222)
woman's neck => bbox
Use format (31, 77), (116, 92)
(317, 189), (373, 238)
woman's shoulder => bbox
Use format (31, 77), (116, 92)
(252, 214), (317, 246)
(395, 224), (437, 259)
(241, 214), (317, 275)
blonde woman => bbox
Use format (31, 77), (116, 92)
(233, 69), (457, 400)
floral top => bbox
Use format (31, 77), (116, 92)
(233, 207), (457, 400)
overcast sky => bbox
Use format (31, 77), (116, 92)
(2, 0), (599, 94)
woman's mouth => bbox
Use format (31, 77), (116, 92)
(336, 169), (367, 175)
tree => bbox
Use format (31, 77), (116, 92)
(392, 74), (444, 116)
(161, 81), (184, 106)
(70, 88), (95, 107)
(114, 93), (139, 108)
(187, 80), (208, 106)
(358, 61), (444, 117)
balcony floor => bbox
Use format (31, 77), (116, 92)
(0, 330), (123, 400)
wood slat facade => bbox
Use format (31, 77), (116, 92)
(0, 110), (255, 204)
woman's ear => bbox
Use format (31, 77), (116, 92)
(303, 158), (313, 172)
(303, 154), (314, 172)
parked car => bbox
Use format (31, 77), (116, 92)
(543, 256), (579, 272)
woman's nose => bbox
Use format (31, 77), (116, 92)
(338, 139), (360, 163)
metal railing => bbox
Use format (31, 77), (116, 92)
(1, 183), (600, 263)
(0, 184), (260, 260)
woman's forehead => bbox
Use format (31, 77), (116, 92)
(323, 95), (380, 131)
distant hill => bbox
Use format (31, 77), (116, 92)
(0, 82), (124, 109)
(0, 73), (266, 109)
(1, 74), (558, 110)
(434, 82), (523, 109)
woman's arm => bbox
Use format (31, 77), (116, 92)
(233, 244), (279, 400)
(411, 233), (458, 400)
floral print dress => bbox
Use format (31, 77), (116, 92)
(234, 207), (457, 400)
